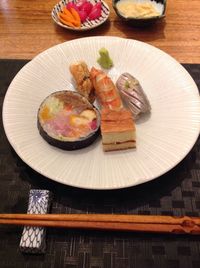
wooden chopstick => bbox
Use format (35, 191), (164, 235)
(0, 214), (200, 234)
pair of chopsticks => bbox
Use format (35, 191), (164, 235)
(0, 214), (200, 234)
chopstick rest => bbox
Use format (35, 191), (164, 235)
(19, 189), (52, 254)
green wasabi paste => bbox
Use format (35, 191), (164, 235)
(97, 48), (113, 69)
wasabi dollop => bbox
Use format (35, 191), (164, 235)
(97, 48), (113, 69)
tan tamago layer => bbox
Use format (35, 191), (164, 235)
(103, 141), (136, 152)
(102, 130), (136, 144)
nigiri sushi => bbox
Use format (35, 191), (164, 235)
(69, 61), (95, 103)
(116, 73), (151, 120)
(90, 67), (123, 110)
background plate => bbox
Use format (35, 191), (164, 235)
(52, 0), (110, 31)
(2, 36), (200, 189)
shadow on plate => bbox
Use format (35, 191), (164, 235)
(136, 111), (151, 124)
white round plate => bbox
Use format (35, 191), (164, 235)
(3, 36), (200, 190)
(52, 0), (110, 31)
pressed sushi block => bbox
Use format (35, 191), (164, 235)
(101, 108), (136, 151)
(37, 91), (100, 150)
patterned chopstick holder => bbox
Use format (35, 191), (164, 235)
(20, 189), (52, 254)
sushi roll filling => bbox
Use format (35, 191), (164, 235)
(38, 91), (99, 142)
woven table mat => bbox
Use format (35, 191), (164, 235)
(0, 60), (200, 268)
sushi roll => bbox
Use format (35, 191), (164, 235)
(37, 91), (100, 150)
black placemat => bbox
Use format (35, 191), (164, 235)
(0, 60), (200, 268)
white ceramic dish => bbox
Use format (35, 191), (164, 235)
(52, 0), (110, 31)
(2, 36), (200, 190)
(113, 0), (166, 26)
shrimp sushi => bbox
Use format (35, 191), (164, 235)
(90, 67), (123, 110)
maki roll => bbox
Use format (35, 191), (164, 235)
(37, 91), (100, 150)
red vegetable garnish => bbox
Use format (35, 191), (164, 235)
(65, 0), (102, 23)
(76, 0), (87, 9)
(66, 2), (79, 11)
(78, 10), (88, 22)
(88, 3), (102, 20)
(81, 2), (93, 15)
(94, 2), (102, 9)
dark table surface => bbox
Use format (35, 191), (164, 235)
(0, 60), (200, 268)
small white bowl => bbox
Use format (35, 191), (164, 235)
(113, 0), (166, 26)
(52, 0), (110, 31)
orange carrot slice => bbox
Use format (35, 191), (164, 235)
(62, 7), (80, 27)
(70, 8), (81, 27)
(59, 13), (76, 26)
(62, 7), (75, 20)
(59, 12), (80, 27)
(60, 13), (75, 24)
(58, 13), (75, 28)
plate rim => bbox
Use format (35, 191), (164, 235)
(2, 36), (200, 190)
